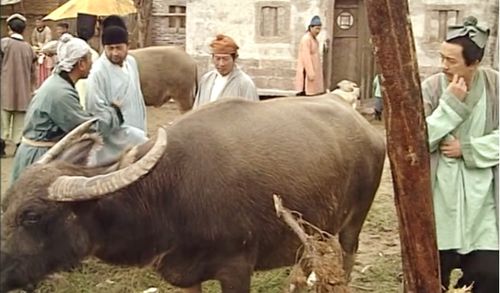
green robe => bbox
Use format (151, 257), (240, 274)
(10, 73), (121, 183)
(422, 68), (499, 254)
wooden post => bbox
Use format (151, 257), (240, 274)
(364, 1), (441, 292)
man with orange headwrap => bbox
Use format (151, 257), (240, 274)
(193, 34), (258, 108)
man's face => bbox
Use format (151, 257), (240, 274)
(212, 54), (235, 76)
(439, 41), (476, 82)
(56, 26), (67, 38)
(104, 43), (128, 66)
(77, 54), (93, 78)
(35, 19), (43, 28)
(310, 25), (321, 37)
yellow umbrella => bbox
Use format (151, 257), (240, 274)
(43, 0), (136, 21)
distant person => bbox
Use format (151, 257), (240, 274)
(55, 22), (70, 39)
(372, 74), (383, 120)
(1, 13), (36, 157)
(193, 34), (259, 108)
(85, 15), (147, 164)
(295, 15), (325, 96)
(31, 17), (52, 48)
(422, 16), (498, 293)
(31, 17), (53, 87)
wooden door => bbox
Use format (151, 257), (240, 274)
(329, 0), (375, 100)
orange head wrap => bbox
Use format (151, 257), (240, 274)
(210, 34), (239, 54)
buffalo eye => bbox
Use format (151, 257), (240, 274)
(20, 210), (42, 227)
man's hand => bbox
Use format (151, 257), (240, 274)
(111, 99), (123, 108)
(307, 73), (316, 81)
(440, 137), (462, 158)
(111, 99), (124, 124)
(447, 74), (468, 102)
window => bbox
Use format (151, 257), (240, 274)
(423, 5), (464, 43)
(260, 6), (281, 37)
(437, 10), (460, 41)
(167, 5), (186, 31)
(255, 1), (290, 43)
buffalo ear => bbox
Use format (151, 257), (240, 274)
(55, 133), (103, 166)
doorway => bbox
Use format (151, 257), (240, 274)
(328, 0), (376, 100)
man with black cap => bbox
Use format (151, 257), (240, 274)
(422, 16), (498, 293)
(85, 15), (147, 163)
(1, 13), (36, 157)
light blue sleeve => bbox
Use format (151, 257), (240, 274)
(461, 129), (499, 168)
(425, 90), (471, 152)
(85, 67), (122, 134)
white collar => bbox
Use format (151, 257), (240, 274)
(215, 71), (230, 80)
(10, 33), (23, 40)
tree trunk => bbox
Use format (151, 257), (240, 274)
(365, 1), (441, 292)
(134, 0), (153, 48)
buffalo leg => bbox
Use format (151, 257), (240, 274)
(215, 255), (253, 293)
(339, 224), (362, 278)
(219, 276), (251, 293)
(182, 283), (202, 293)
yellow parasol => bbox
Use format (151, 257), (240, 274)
(43, 0), (136, 21)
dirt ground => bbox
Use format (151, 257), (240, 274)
(0, 101), (402, 292)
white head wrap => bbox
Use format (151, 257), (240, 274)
(6, 13), (26, 23)
(54, 33), (91, 73)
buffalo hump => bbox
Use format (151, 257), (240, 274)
(129, 46), (197, 111)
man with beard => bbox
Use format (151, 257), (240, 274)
(85, 15), (147, 164)
(422, 16), (498, 293)
(193, 34), (258, 108)
(10, 34), (123, 183)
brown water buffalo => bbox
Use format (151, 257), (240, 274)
(129, 46), (197, 111)
(0, 95), (386, 293)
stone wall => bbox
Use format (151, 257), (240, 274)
(409, 0), (499, 80)
(151, 0), (186, 47)
(186, 0), (331, 95)
(186, 0), (498, 94)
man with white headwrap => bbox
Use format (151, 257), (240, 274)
(10, 34), (144, 183)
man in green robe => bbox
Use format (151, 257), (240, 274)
(10, 34), (124, 184)
(422, 16), (498, 293)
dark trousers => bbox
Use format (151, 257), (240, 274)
(0, 138), (5, 156)
(440, 250), (499, 293)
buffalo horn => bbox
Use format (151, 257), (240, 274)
(36, 118), (98, 164)
(47, 128), (167, 202)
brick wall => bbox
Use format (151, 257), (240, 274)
(150, 0), (186, 47)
